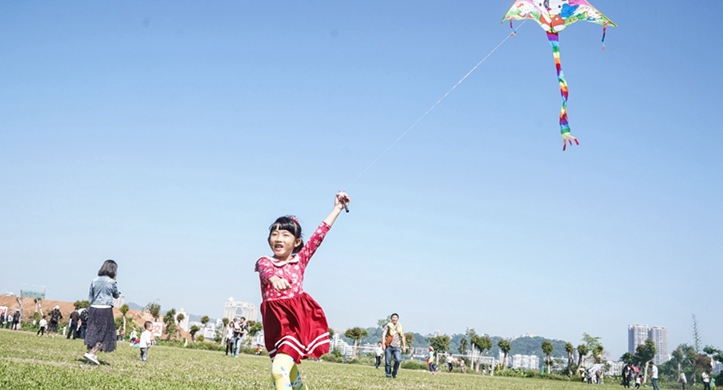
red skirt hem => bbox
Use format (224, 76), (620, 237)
(261, 292), (330, 364)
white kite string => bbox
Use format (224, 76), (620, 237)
(346, 23), (525, 189)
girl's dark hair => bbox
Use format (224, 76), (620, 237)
(268, 216), (304, 253)
(97, 259), (118, 278)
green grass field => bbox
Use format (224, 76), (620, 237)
(1, 329), (614, 389)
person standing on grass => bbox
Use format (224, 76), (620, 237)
(234, 317), (248, 357)
(225, 319), (236, 357)
(703, 370), (711, 390)
(382, 313), (406, 379)
(78, 308), (89, 339)
(47, 305), (63, 338)
(67, 308), (80, 339)
(255, 192), (350, 390)
(447, 353), (454, 373)
(680, 372), (687, 390)
(11, 309), (21, 330)
(139, 321), (153, 362)
(427, 346), (437, 374)
(83, 259), (121, 365)
(37, 315), (48, 336)
(374, 342), (384, 369)
(650, 362), (660, 390)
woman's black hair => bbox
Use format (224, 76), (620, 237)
(97, 259), (118, 278)
(268, 216), (304, 253)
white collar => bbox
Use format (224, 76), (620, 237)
(266, 255), (299, 267)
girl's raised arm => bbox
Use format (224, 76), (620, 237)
(322, 192), (350, 228)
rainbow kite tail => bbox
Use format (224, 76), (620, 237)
(547, 32), (579, 151)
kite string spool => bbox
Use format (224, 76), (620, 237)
(345, 23), (525, 189)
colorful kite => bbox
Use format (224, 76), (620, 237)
(502, 0), (616, 150)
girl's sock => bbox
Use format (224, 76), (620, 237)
(271, 353), (295, 389)
(289, 363), (308, 390)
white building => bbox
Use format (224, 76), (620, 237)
(713, 361), (722, 375)
(608, 361), (624, 376)
(509, 354), (540, 370)
(176, 308), (190, 332)
(628, 324), (649, 353)
(627, 324), (669, 364)
(224, 297), (258, 322)
(648, 326), (669, 365)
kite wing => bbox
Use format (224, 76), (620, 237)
(502, 0), (616, 33)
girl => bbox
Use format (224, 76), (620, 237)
(255, 192), (350, 390)
(83, 259), (121, 365)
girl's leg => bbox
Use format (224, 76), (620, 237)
(289, 363), (308, 390)
(271, 353), (295, 389)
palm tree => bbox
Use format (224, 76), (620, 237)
(248, 321), (263, 342)
(119, 304), (130, 337)
(458, 338), (468, 355)
(344, 327), (368, 358)
(163, 308), (177, 341)
(565, 342), (575, 375)
(220, 318), (230, 345)
(470, 335), (493, 373)
(189, 325), (200, 342)
(542, 341), (554, 374)
(145, 302), (161, 322)
(577, 344), (589, 370)
(404, 333), (414, 357)
(498, 339), (512, 371)
(175, 313), (185, 341)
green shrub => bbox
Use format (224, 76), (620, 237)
(401, 360), (428, 370)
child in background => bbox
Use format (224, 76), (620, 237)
(139, 321), (153, 361)
(255, 192), (350, 390)
(37, 315), (47, 337)
(427, 346), (437, 374)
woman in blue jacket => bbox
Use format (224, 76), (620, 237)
(83, 259), (121, 365)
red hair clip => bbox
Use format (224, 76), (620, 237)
(289, 216), (300, 225)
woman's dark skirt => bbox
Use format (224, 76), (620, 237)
(84, 307), (117, 352)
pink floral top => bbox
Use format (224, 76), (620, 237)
(255, 222), (330, 302)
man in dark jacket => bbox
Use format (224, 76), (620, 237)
(12, 309), (21, 330)
(67, 309), (80, 339)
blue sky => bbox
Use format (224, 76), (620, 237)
(1, 1), (721, 359)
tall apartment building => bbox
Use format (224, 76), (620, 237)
(628, 324), (649, 353)
(627, 324), (669, 364)
(223, 297), (258, 322)
(648, 326), (669, 365)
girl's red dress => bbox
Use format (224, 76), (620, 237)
(255, 222), (331, 363)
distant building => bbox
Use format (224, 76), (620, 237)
(627, 324), (669, 364)
(628, 324), (649, 353)
(509, 354), (539, 370)
(608, 361), (624, 376)
(713, 361), (722, 375)
(648, 326), (669, 364)
(223, 297), (258, 322)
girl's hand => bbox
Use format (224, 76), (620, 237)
(269, 276), (291, 291)
(335, 191), (350, 210)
